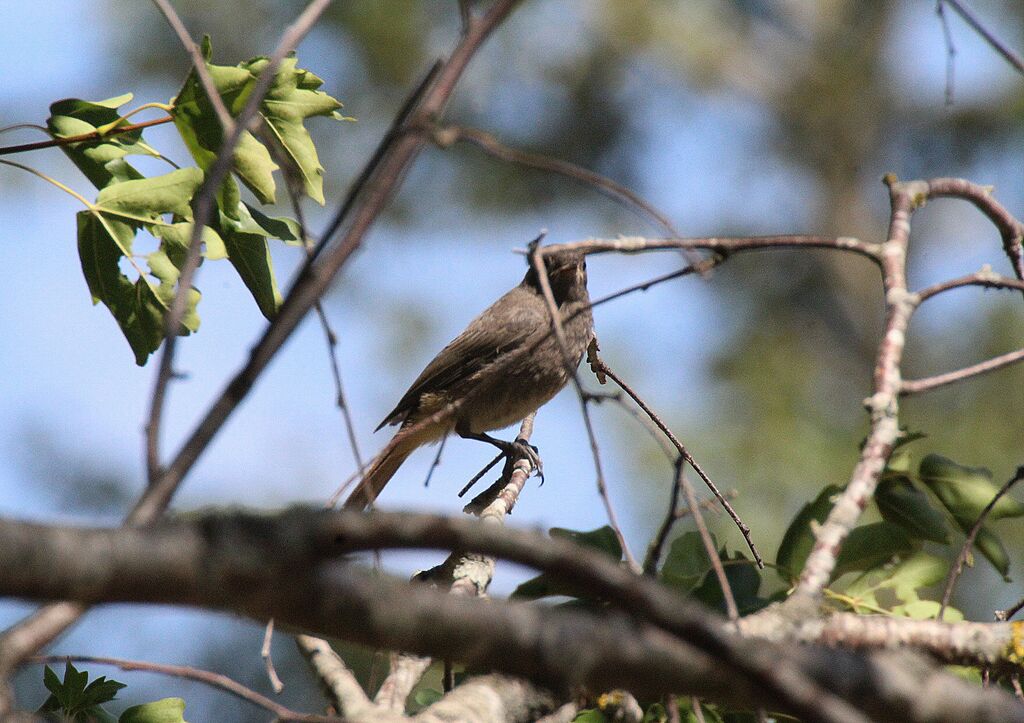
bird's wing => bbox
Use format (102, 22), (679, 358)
(376, 288), (545, 430)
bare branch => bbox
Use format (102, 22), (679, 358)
(27, 654), (335, 721)
(901, 347), (1024, 396)
(431, 123), (685, 239)
(587, 351), (762, 568)
(927, 177), (1024, 282)
(791, 176), (925, 600)
(150, 0), (234, 130)
(940, 0), (1024, 77)
(915, 269), (1024, 302)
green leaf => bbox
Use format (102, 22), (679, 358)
(171, 54), (279, 204)
(973, 525), (1011, 579)
(243, 203), (303, 244)
(876, 475), (949, 544)
(170, 43), (345, 206)
(832, 522), (913, 580)
(572, 711), (609, 723)
(95, 167), (204, 224)
(660, 531), (715, 593)
(884, 552), (947, 602)
(216, 218), (281, 319)
(119, 697), (188, 723)
(152, 222), (227, 261)
(38, 662), (125, 721)
(919, 454), (1024, 524)
(78, 212), (197, 365)
(147, 251), (201, 334)
(776, 484), (842, 580)
(244, 55), (345, 204)
(47, 94), (152, 189)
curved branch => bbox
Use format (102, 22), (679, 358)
(926, 177), (1024, 281)
(27, 654), (335, 722)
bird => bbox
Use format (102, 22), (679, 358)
(343, 249), (593, 510)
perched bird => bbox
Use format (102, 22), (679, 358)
(344, 250), (593, 509)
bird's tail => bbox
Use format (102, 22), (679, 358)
(343, 424), (438, 510)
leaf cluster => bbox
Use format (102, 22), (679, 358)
(45, 38), (346, 364)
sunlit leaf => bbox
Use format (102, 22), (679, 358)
(119, 697), (188, 723)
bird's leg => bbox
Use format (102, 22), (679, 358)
(457, 429), (544, 481)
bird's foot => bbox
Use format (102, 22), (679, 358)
(460, 431), (544, 481)
(492, 437), (542, 481)
(510, 437), (544, 482)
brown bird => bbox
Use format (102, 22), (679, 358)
(344, 250), (593, 510)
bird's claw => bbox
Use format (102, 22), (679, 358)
(511, 438), (543, 482)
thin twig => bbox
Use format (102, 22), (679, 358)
(927, 177), (1024, 282)
(900, 347), (1024, 396)
(431, 124), (684, 240)
(589, 353), (762, 568)
(27, 654), (335, 722)
(145, 0), (334, 493)
(936, 1), (958, 105)
(0, 116), (174, 157)
(147, 0), (238, 485)
(643, 464), (687, 576)
(458, 450), (504, 498)
(939, 465), (1024, 618)
(423, 435), (448, 488)
(942, 0), (1024, 76)
(151, 0), (234, 130)
(915, 269), (1024, 302)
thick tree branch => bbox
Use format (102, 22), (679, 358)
(3, 509), (1024, 721)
